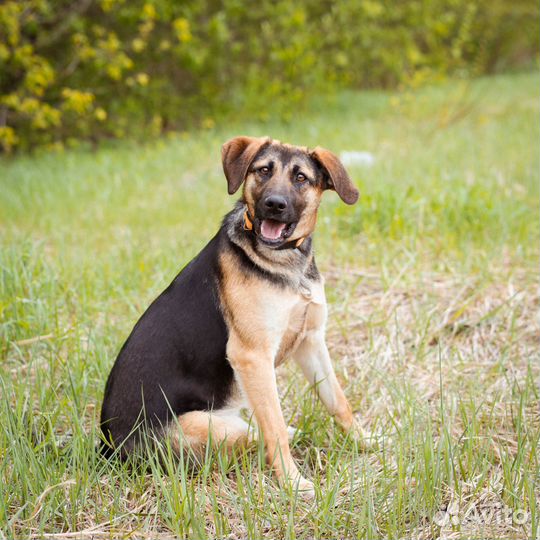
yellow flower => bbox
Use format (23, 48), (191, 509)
(136, 72), (149, 86)
(0, 126), (19, 153)
(106, 65), (121, 81)
(142, 3), (156, 20)
(132, 38), (146, 52)
(173, 18), (192, 43)
(95, 107), (107, 121)
(61, 88), (95, 114)
(100, 0), (115, 12)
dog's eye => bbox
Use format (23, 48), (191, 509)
(259, 166), (270, 175)
(297, 173), (307, 182)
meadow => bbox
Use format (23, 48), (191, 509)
(0, 72), (538, 539)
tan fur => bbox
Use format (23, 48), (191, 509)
(216, 248), (311, 484)
(292, 185), (323, 240)
(213, 247), (357, 491)
(166, 409), (254, 457)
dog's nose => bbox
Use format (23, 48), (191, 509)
(264, 195), (288, 213)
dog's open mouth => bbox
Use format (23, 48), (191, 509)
(259, 219), (296, 245)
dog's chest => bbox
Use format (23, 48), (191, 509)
(273, 279), (326, 366)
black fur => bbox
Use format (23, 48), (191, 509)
(227, 240), (291, 289)
(100, 229), (233, 456)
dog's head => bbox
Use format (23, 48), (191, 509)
(222, 136), (358, 248)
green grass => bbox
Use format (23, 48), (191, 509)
(1, 72), (538, 539)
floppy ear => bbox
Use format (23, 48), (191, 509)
(221, 136), (270, 195)
(311, 147), (359, 205)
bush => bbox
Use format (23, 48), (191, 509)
(0, 0), (538, 152)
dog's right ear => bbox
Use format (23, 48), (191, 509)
(221, 136), (270, 195)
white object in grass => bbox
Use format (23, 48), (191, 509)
(339, 151), (375, 167)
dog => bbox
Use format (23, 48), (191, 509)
(100, 136), (364, 494)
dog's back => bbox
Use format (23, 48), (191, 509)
(100, 230), (233, 456)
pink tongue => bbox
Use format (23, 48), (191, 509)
(261, 219), (286, 240)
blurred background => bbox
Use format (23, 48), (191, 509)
(0, 0), (538, 153)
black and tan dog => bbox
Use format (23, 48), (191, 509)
(100, 136), (364, 493)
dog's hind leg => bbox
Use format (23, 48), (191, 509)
(169, 409), (256, 455)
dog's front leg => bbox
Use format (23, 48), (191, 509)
(227, 333), (314, 494)
(294, 328), (367, 441)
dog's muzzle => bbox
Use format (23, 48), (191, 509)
(243, 210), (305, 250)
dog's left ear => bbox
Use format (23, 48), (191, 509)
(311, 147), (359, 205)
(222, 136), (270, 195)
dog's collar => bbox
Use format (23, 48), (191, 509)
(243, 209), (305, 251)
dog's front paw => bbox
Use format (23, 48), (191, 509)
(293, 475), (315, 498)
(278, 469), (315, 498)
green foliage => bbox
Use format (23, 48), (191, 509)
(0, 0), (538, 152)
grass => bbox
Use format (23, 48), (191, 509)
(0, 72), (538, 539)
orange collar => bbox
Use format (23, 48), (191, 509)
(243, 209), (305, 250)
(243, 210), (254, 231)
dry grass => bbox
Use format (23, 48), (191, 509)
(321, 263), (539, 538)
